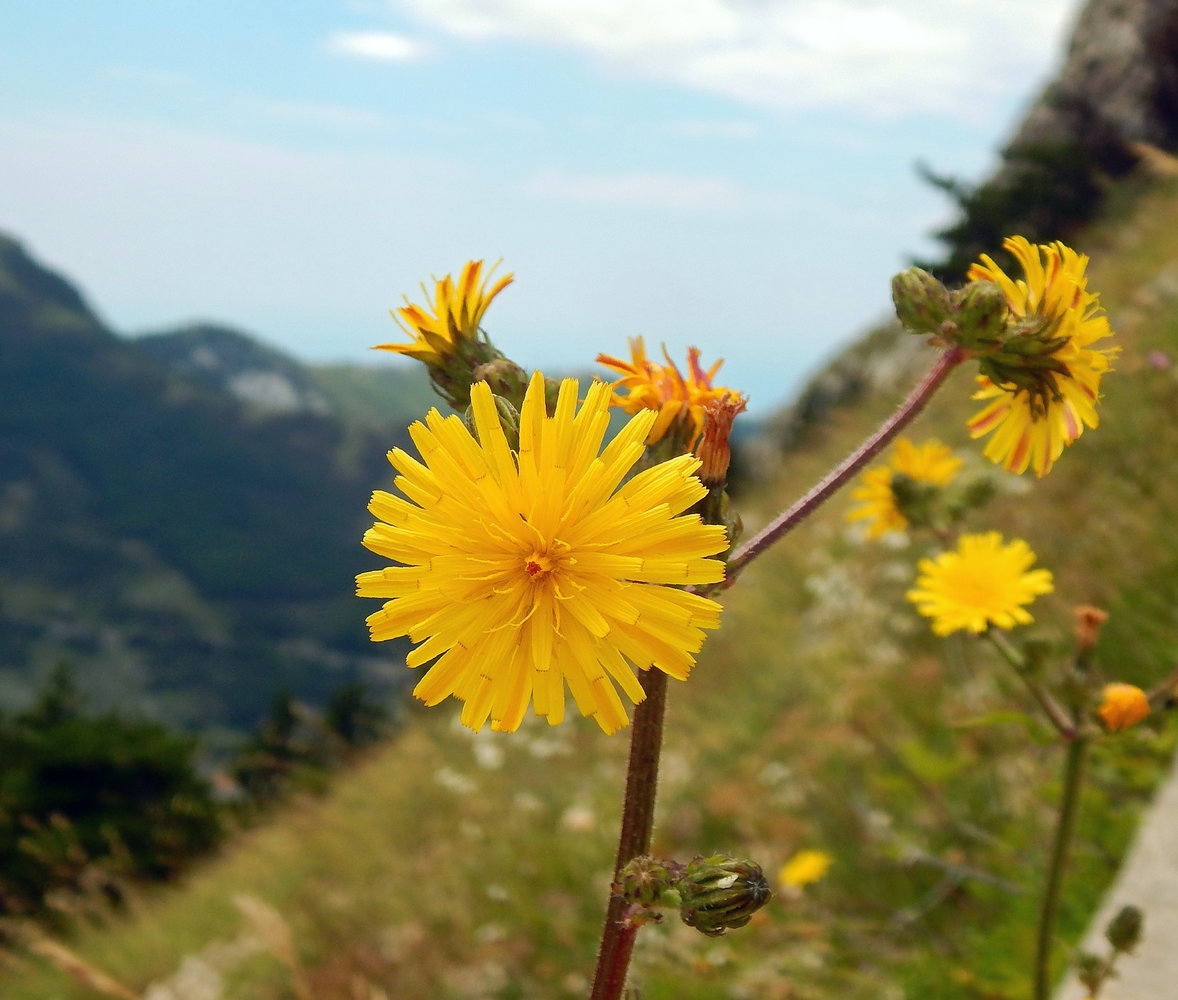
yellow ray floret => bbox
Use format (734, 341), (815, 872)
(357, 371), (728, 733)
(906, 531), (1054, 637)
(374, 259), (513, 365)
(846, 437), (962, 539)
(966, 237), (1118, 477)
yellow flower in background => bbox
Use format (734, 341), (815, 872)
(779, 850), (832, 889)
(907, 532), (1054, 636)
(597, 336), (733, 448)
(847, 438), (962, 538)
(357, 372), (728, 734)
(374, 259), (513, 365)
(1098, 683), (1150, 732)
(966, 237), (1118, 477)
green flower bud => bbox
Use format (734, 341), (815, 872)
(472, 357), (528, 402)
(1105, 904), (1144, 953)
(951, 280), (1009, 351)
(676, 855), (771, 937)
(892, 268), (952, 335)
(464, 393), (521, 451)
(613, 856), (683, 908)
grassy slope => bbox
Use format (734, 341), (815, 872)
(8, 175), (1178, 999)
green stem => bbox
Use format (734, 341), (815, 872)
(725, 346), (965, 583)
(1035, 733), (1089, 1000)
(985, 630), (1075, 738)
(589, 670), (669, 1000)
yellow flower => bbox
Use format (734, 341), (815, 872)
(778, 850), (832, 889)
(357, 372), (728, 734)
(597, 336), (734, 448)
(907, 532), (1054, 636)
(1098, 683), (1150, 732)
(847, 438), (962, 538)
(966, 237), (1118, 477)
(374, 259), (513, 366)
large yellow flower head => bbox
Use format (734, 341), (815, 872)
(965, 237), (1118, 477)
(907, 532), (1054, 637)
(357, 372), (728, 734)
(847, 438), (962, 538)
(374, 259), (513, 366)
(597, 336), (734, 449)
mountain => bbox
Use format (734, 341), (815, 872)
(0, 233), (419, 732)
(135, 323), (335, 416)
(919, 0), (1178, 277)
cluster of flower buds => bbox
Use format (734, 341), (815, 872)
(613, 854), (772, 937)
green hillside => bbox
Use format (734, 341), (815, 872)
(0, 233), (415, 731)
(5, 172), (1178, 999)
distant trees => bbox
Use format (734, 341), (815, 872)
(0, 666), (220, 917)
(0, 666), (390, 920)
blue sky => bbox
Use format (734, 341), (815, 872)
(2, 0), (1078, 415)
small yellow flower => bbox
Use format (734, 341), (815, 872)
(357, 372), (728, 734)
(966, 237), (1118, 477)
(847, 438), (962, 538)
(1098, 683), (1150, 732)
(907, 532), (1054, 636)
(374, 259), (513, 366)
(778, 850), (832, 889)
(597, 336), (734, 448)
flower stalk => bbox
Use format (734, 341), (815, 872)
(589, 670), (669, 1000)
(1035, 732), (1089, 1000)
(726, 346), (966, 582)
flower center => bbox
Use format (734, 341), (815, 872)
(524, 549), (557, 579)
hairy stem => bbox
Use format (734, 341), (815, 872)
(725, 346), (966, 582)
(589, 670), (668, 1000)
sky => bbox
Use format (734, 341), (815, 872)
(1, 0), (1080, 416)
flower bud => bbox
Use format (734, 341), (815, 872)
(952, 280), (1009, 351)
(613, 855), (683, 908)
(464, 393), (521, 450)
(472, 357), (528, 402)
(1105, 904), (1144, 953)
(676, 855), (771, 937)
(1097, 683), (1150, 733)
(892, 268), (952, 335)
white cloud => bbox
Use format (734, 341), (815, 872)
(327, 29), (430, 61)
(392, 0), (1076, 118)
(520, 167), (745, 211)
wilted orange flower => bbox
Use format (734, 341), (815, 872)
(597, 336), (734, 448)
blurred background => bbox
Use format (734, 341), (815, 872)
(1, 0), (1077, 413)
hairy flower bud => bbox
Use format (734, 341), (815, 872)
(892, 268), (952, 335)
(952, 280), (1009, 352)
(676, 855), (771, 937)
(613, 855), (683, 908)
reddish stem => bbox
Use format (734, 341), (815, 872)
(725, 346), (966, 582)
(588, 670), (668, 1000)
